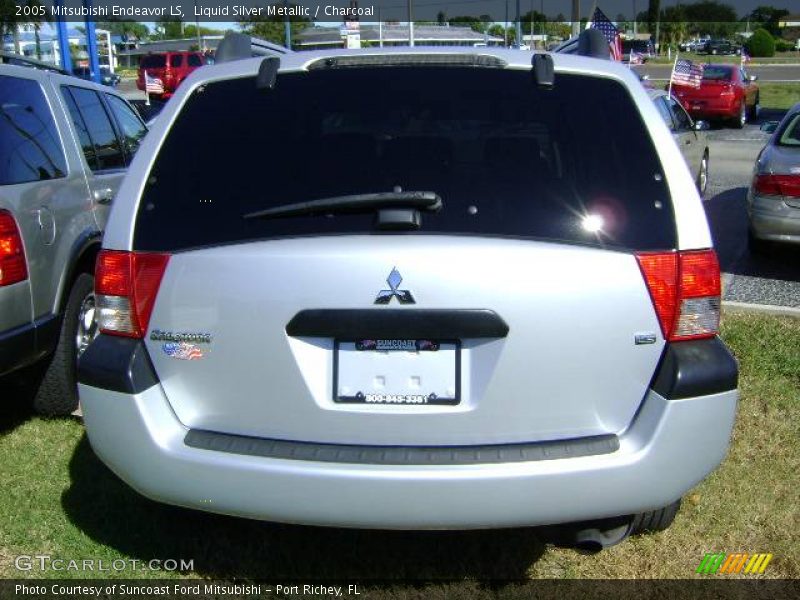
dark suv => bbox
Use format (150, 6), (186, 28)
(136, 51), (206, 98)
(702, 40), (738, 55)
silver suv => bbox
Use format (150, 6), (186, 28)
(0, 59), (147, 414)
(78, 44), (738, 548)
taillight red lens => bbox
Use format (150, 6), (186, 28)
(95, 250), (170, 338)
(0, 209), (28, 286)
(753, 173), (800, 198)
(636, 250), (720, 342)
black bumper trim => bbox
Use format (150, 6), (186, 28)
(286, 309), (509, 339)
(651, 337), (738, 400)
(77, 335), (159, 394)
(184, 430), (619, 465)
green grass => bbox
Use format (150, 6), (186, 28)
(0, 312), (797, 583)
(757, 83), (800, 111)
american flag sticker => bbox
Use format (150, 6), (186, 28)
(162, 342), (205, 360)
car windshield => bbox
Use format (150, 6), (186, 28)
(141, 55), (166, 68)
(135, 67), (676, 253)
(777, 113), (800, 147)
(702, 66), (732, 81)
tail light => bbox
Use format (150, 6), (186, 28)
(0, 209), (28, 286)
(95, 250), (170, 338)
(753, 173), (800, 198)
(636, 250), (721, 342)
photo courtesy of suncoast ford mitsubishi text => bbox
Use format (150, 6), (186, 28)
(23, 31), (735, 551)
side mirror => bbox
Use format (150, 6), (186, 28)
(694, 120), (711, 131)
(749, 74), (758, 82)
(760, 121), (779, 134)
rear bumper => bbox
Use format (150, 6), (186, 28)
(677, 96), (738, 120)
(748, 193), (800, 243)
(79, 379), (738, 529)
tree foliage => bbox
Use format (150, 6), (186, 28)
(449, 15), (492, 33)
(746, 6), (789, 36)
(97, 20), (150, 40)
(238, 5), (310, 48)
(746, 27), (776, 56)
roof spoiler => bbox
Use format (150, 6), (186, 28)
(551, 29), (609, 59)
(214, 32), (292, 63)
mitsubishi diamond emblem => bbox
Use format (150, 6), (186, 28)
(375, 268), (415, 304)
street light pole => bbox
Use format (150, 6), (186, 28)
(408, 0), (414, 47)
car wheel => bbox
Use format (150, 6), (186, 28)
(32, 273), (97, 416)
(630, 499), (682, 535)
(748, 94), (760, 122)
(697, 152), (709, 198)
(733, 103), (746, 129)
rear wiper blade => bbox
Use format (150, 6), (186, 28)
(242, 191), (442, 220)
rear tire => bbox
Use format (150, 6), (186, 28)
(630, 499), (681, 534)
(32, 273), (96, 416)
(748, 94), (760, 122)
(696, 152), (709, 198)
(732, 103), (746, 129)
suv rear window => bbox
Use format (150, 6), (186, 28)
(0, 75), (66, 185)
(141, 55), (166, 69)
(135, 67), (675, 252)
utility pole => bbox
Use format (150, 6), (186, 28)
(505, 0), (509, 46)
(633, 0), (637, 35)
(284, 0), (291, 48)
(516, 0), (522, 47)
(408, 0), (414, 46)
(571, 0), (580, 36)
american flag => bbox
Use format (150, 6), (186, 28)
(741, 49), (750, 66)
(589, 7), (623, 61)
(162, 342), (204, 360)
(629, 51), (644, 65)
(671, 58), (704, 89)
(145, 71), (164, 94)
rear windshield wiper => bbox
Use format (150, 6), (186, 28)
(242, 191), (442, 221)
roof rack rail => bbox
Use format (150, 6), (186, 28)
(551, 29), (610, 59)
(214, 32), (292, 64)
(0, 51), (69, 74)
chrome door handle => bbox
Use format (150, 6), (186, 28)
(93, 188), (115, 204)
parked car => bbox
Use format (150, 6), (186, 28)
(747, 103), (800, 252)
(650, 89), (710, 197)
(73, 66), (121, 87)
(622, 39), (654, 62)
(136, 51), (206, 98)
(79, 43), (738, 548)
(671, 64), (759, 128)
(0, 58), (147, 415)
(700, 39), (738, 55)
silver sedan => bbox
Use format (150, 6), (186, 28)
(748, 102), (800, 252)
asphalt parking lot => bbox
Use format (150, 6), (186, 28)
(704, 111), (800, 309)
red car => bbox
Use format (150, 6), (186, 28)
(671, 64), (759, 129)
(136, 51), (206, 98)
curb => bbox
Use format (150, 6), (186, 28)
(722, 300), (800, 318)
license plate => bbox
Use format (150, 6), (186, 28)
(334, 339), (460, 405)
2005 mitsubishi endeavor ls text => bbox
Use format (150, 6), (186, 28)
(77, 44), (739, 548)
